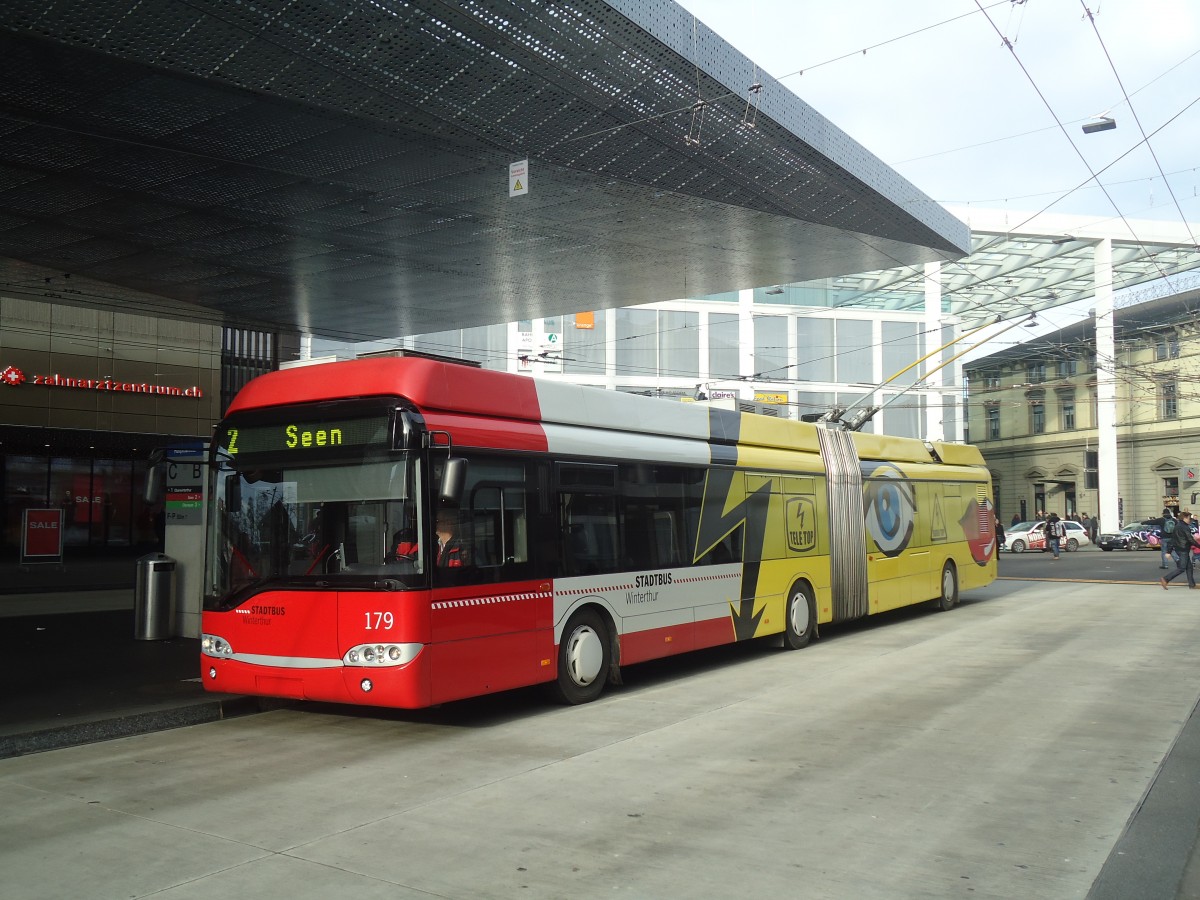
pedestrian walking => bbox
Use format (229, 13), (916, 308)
(1159, 507), (1177, 569)
(1161, 511), (1200, 589)
(1047, 513), (1066, 560)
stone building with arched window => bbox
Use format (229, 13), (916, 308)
(964, 290), (1200, 530)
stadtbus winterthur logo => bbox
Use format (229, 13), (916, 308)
(0, 362), (202, 398)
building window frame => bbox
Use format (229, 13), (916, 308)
(986, 405), (1000, 439)
(1156, 333), (1181, 361)
(1030, 401), (1045, 435)
(1160, 377), (1179, 419)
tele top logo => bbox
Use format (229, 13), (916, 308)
(1, 365), (25, 386)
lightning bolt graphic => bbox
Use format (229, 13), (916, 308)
(694, 465), (772, 641)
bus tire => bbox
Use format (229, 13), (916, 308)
(552, 609), (611, 705)
(934, 561), (958, 611)
(783, 581), (816, 650)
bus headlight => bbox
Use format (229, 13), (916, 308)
(201, 634), (234, 658)
(342, 642), (421, 667)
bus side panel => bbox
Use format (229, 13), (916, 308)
(693, 612), (737, 650)
(421, 412), (548, 453)
(425, 580), (553, 703)
(428, 631), (543, 705)
(428, 581), (549, 644)
(867, 555), (910, 612)
(859, 463), (997, 612)
(554, 566), (741, 665)
(619, 609), (696, 664)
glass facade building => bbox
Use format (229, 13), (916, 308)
(392, 288), (960, 441)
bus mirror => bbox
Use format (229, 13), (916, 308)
(440, 457), (467, 504)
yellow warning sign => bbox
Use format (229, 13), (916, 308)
(931, 495), (947, 541)
(509, 159), (528, 197)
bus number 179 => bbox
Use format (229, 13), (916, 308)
(365, 611), (394, 630)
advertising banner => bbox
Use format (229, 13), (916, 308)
(21, 508), (64, 564)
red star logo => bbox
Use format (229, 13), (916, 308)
(1, 365), (25, 386)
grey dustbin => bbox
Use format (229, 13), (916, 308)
(134, 553), (177, 640)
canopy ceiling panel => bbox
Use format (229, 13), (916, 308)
(0, 0), (967, 340)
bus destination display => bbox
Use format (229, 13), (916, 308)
(222, 415), (390, 458)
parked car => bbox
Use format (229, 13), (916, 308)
(1005, 520), (1091, 552)
(1097, 524), (1160, 551)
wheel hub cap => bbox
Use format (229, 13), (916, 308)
(566, 626), (603, 686)
(790, 594), (809, 634)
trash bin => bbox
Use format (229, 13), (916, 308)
(134, 552), (176, 640)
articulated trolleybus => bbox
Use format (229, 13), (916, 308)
(202, 356), (998, 707)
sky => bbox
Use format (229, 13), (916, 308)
(674, 0), (1200, 342)
(677, 0), (1200, 224)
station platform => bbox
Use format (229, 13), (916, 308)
(0, 596), (256, 759)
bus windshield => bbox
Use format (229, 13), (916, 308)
(205, 455), (424, 608)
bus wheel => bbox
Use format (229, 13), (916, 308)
(553, 609), (611, 705)
(935, 562), (958, 611)
(783, 582), (815, 650)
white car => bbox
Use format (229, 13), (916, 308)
(1004, 520), (1091, 553)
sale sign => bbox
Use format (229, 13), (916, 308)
(22, 508), (64, 563)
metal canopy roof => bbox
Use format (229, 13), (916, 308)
(804, 209), (1200, 328)
(964, 285), (1200, 368)
(0, 0), (968, 342)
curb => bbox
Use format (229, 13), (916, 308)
(0, 695), (261, 759)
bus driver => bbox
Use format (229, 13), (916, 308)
(435, 509), (468, 567)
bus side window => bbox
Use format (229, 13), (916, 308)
(434, 476), (532, 586)
(561, 493), (619, 575)
(622, 506), (679, 569)
(467, 484), (528, 569)
(653, 511), (678, 565)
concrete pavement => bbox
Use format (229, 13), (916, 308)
(3, 576), (1200, 898)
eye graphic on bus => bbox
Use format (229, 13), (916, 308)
(863, 464), (915, 557)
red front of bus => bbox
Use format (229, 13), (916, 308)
(202, 587), (435, 708)
(199, 399), (451, 708)
(199, 395), (557, 709)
